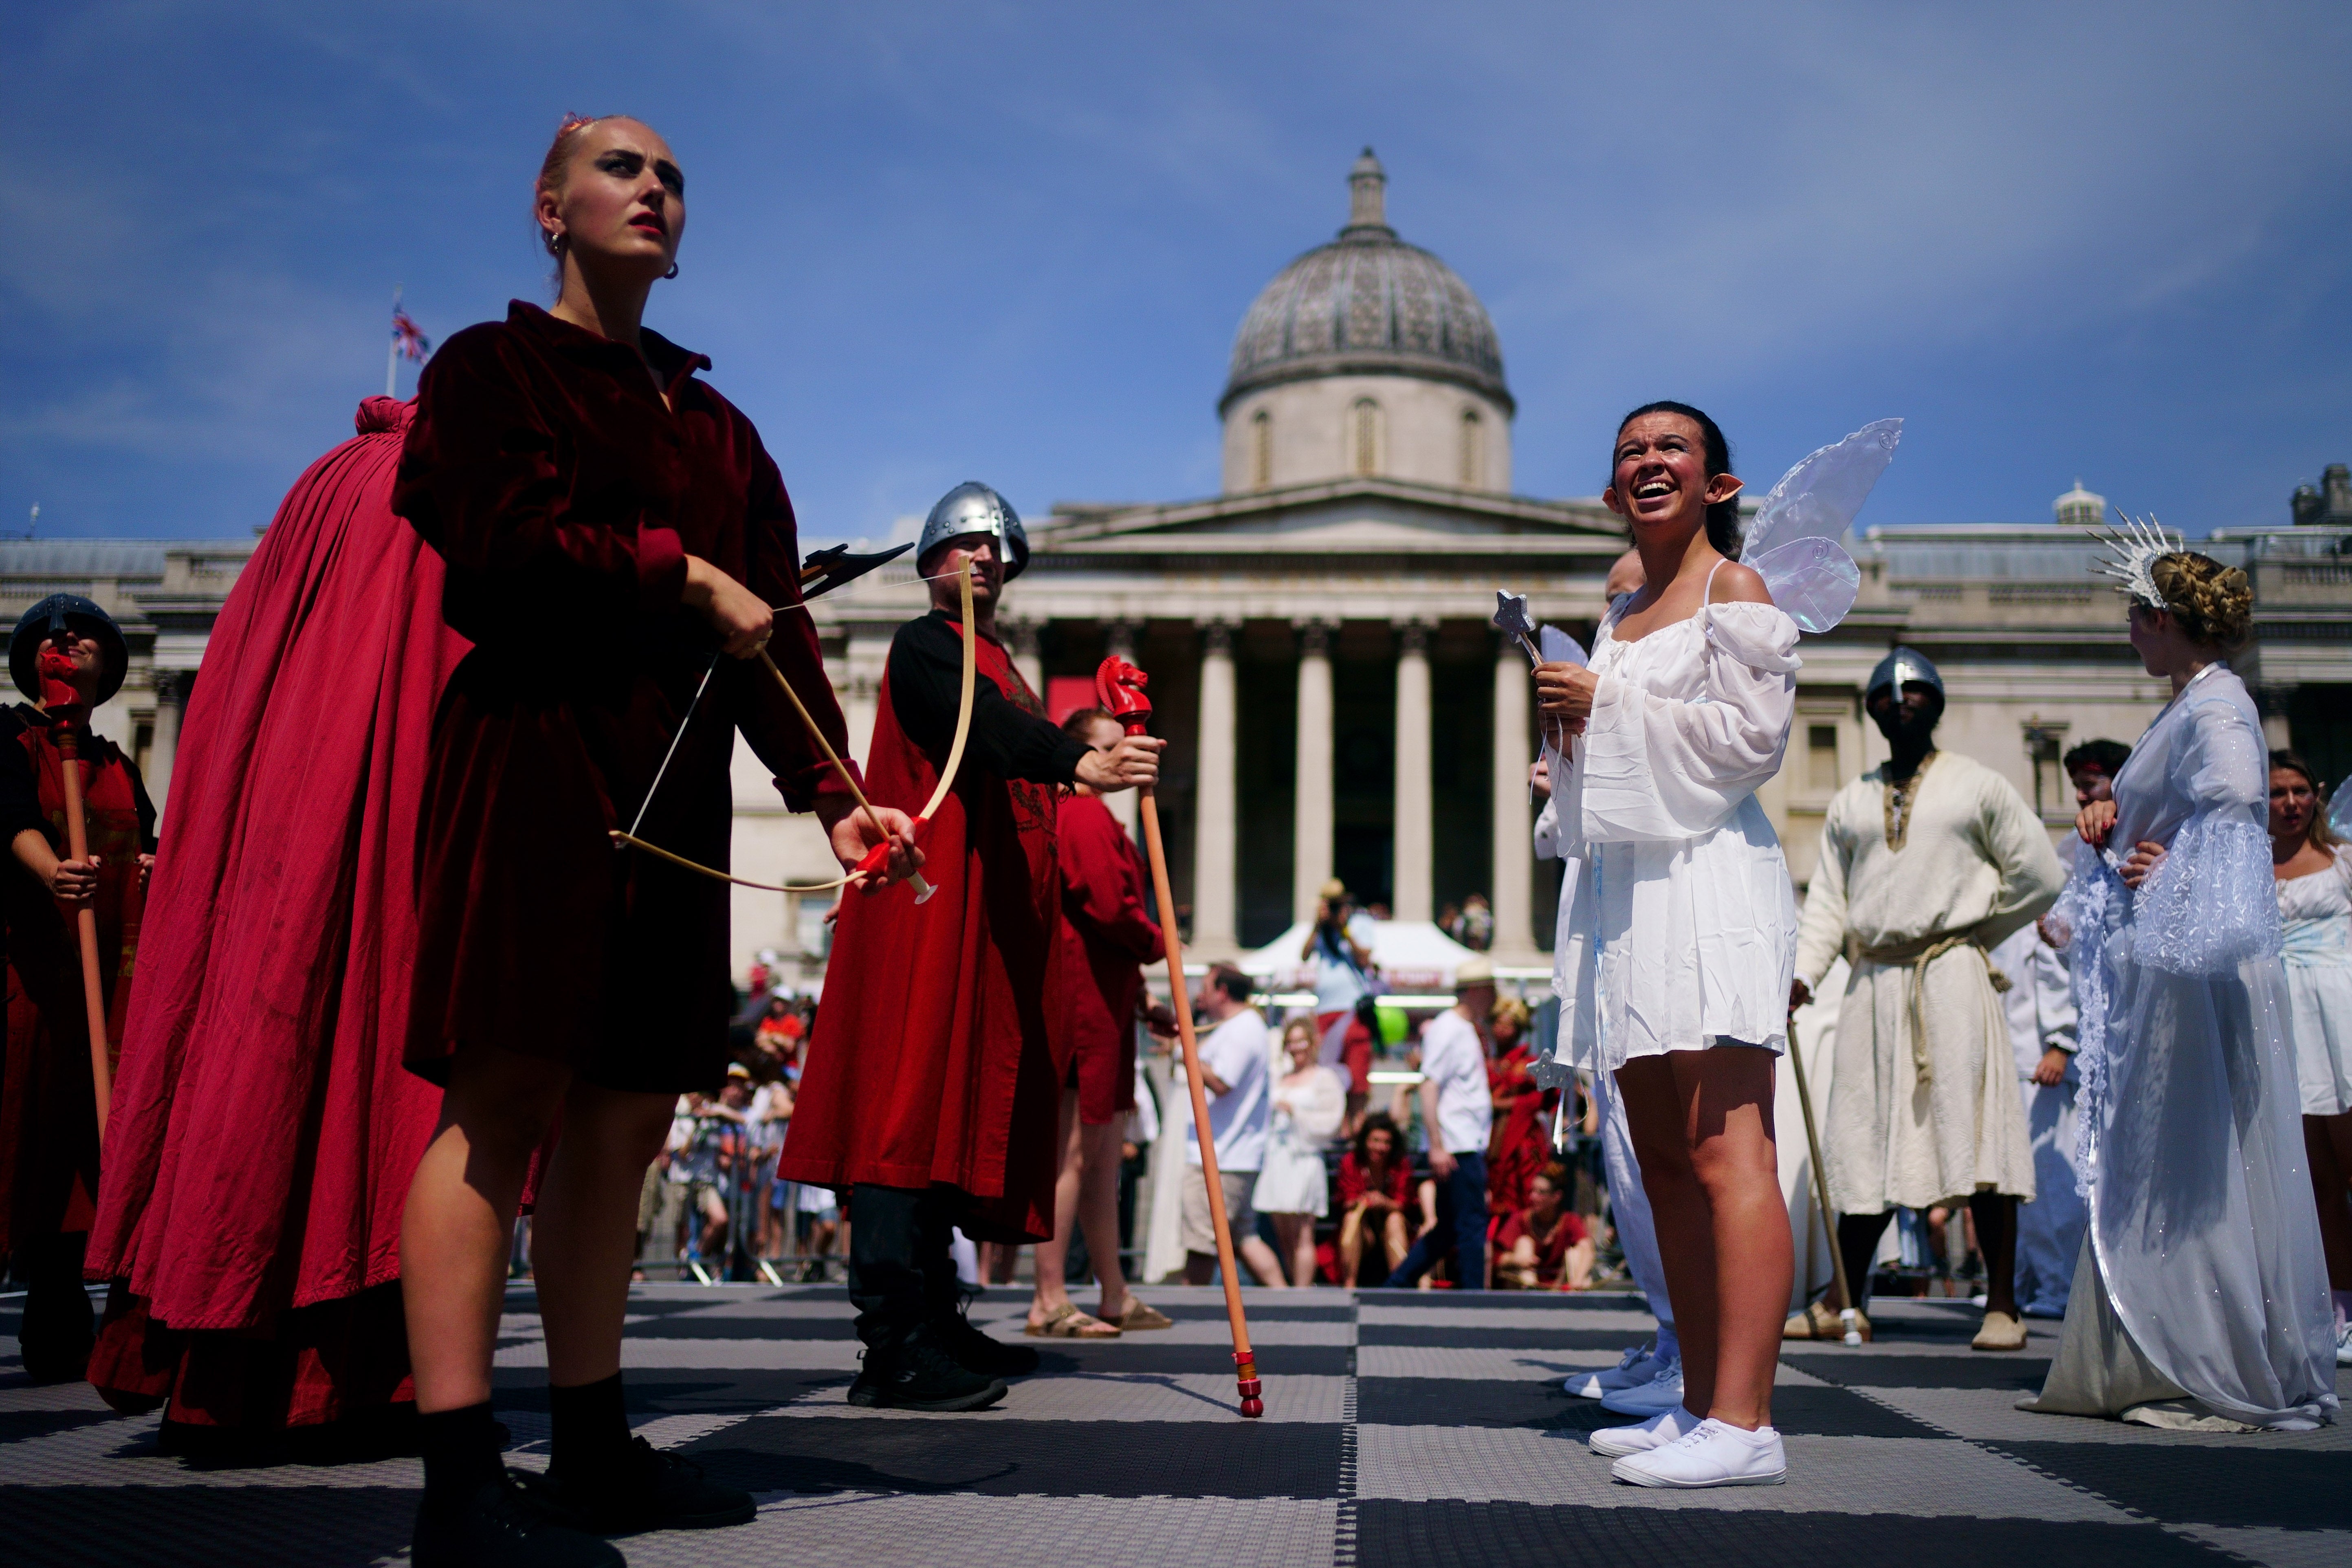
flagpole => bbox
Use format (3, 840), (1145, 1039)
(386, 285), (402, 397)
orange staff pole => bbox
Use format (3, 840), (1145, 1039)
(54, 725), (112, 1141)
(1096, 655), (1261, 1418)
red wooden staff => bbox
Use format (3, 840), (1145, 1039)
(37, 649), (113, 1140)
(1096, 654), (1262, 1418)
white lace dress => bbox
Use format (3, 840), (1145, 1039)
(1550, 585), (1802, 1073)
(2024, 661), (2337, 1429)
(2279, 846), (2352, 1116)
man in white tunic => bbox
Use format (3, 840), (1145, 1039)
(1792, 648), (2066, 1351)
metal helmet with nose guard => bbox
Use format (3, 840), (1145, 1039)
(916, 482), (1028, 581)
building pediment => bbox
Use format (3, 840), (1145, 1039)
(1035, 475), (1623, 559)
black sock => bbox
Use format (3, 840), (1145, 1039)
(418, 1403), (503, 1503)
(549, 1373), (631, 1481)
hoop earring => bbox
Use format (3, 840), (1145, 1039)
(664, 261), (680, 279)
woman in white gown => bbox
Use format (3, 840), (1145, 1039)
(2023, 540), (2337, 1430)
(2267, 749), (2352, 1362)
(1539, 402), (1800, 1488)
(1254, 1019), (1345, 1287)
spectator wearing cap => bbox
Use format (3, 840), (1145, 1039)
(1386, 959), (1499, 1289)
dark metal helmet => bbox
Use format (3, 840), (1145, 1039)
(917, 481), (1028, 581)
(1866, 645), (1943, 704)
(11, 594), (128, 706)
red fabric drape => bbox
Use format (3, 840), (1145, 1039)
(83, 397), (466, 1424)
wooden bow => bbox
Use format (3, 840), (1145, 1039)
(609, 559), (977, 901)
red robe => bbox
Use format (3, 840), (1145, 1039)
(1055, 794), (1160, 1122)
(392, 303), (851, 1090)
(778, 626), (1065, 1242)
(1485, 1044), (1556, 1217)
(0, 717), (152, 1256)
(83, 397), (465, 1430)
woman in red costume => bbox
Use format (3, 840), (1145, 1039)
(82, 398), (462, 1455)
(778, 482), (1161, 1413)
(389, 114), (915, 1567)
(1023, 706), (1170, 1339)
(0, 596), (153, 1382)
(1484, 995), (1556, 1218)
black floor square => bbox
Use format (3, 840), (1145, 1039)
(1359, 1323), (1653, 1351)
(0, 1486), (419, 1568)
(682, 1415), (1342, 1498)
(1025, 1341), (1351, 1376)
(1983, 1440), (2352, 1528)
(1354, 1376), (1943, 1438)
(1353, 1500), (2231, 1568)
(491, 1368), (848, 1414)
(1355, 1289), (1649, 1313)
(1780, 1352), (2051, 1391)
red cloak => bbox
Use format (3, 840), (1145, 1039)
(1055, 793), (1159, 1125)
(82, 397), (465, 1429)
(0, 719), (151, 1256)
(777, 625), (1065, 1242)
(1485, 1043), (1556, 1217)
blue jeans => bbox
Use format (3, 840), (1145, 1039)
(1384, 1151), (1487, 1291)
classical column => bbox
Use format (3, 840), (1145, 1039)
(1489, 635), (1538, 960)
(1292, 622), (1334, 925)
(145, 671), (188, 812)
(1102, 621), (1139, 836)
(1190, 621), (1239, 960)
(839, 627), (892, 764)
(1392, 622), (1433, 924)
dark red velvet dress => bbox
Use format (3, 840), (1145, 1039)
(1485, 1043), (1556, 1217)
(84, 399), (462, 1433)
(1055, 794), (1160, 1126)
(778, 624), (1066, 1242)
(392, 302), (851, 1092)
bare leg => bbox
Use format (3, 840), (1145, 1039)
(1381, 1207), (1410, 1273)
(1237, 1231), (1289, 1288)
(1076, 1119), (1135, 1320)
(532, 1082), (676, 1389)
(1028, 1089), (1091, 1328)
(1269, 1213), (1315, 1287)
(1337, 1205), (1367, 1284)
(2307, 1113), (2352, 1289)
(1618, 1048), (1790, 1431)
(400, 1046), (571, 1414)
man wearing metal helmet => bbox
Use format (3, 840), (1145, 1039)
(0, 594), (156, 1382)
(779, 482), (1163, 1412)
(1789, 645), (2065, 1352)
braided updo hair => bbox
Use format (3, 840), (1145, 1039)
(2147, 551), (2253, 649)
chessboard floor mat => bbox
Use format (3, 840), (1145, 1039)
(3, 1286), (2345, 1566)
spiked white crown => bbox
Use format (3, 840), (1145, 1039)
(2091, 513), (2183, 610)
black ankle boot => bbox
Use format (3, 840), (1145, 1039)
(413, 1474), (624, 1568)
(936, 1287), (1039, 1379)
(531, 1434), (755, 1535)
(849, 1325), (1008, 1412)
(17, 1236), (95, 1384)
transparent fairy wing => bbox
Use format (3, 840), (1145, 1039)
(1539, 624), (1586, 668)
(1741, 418), (1903, 563)
(1747, 536), (1861, 635)
(2330, 779), (2352, 840)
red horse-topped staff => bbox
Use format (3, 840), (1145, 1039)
(1096, 653), (1262, 1418)
(36, 647), (114, 1140)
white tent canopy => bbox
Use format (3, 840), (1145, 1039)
(1239, 919), (1480, 995)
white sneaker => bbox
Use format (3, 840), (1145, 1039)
(1611, 1418), (1787, 1488)
(1564, 1342), (1660, 1399)
(1588, 1405), (1703, 1458)
(1597, 1358), (1684, 1417)
(2335, 1319), (2352, 1366)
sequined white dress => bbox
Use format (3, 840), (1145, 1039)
(2278, 846), (2352, 1116)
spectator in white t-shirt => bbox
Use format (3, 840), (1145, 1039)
(1180, 965), (1288, 1288)
(1385, 958), (1498, 1289)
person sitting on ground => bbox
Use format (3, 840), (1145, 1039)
(1495, 1164), (1596, 1291)
(1336, 1113), (1416, 1283)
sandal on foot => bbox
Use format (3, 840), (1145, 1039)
(1110, 1300), (1175, 1332)
(1023, 1302), (1122, 1338)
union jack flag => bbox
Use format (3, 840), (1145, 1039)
(391, 306), (432, 362)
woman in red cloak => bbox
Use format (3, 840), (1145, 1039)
(387, 114), (914, 1567)
(777, 482), (1160, 1414)
(79, 397), (463, 1453)
(1484, 995), (1556, 1218)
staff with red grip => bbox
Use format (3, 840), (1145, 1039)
(1096, 653), (1263, 1418)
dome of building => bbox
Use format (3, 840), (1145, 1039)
(1221, 150), (1511, 416)
(2053, 479), (2106, 528)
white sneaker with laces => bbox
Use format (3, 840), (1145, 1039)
(2336, 1319), (2352, 1366)
(1610, 1418), (1787, 1488)
(1564, 1343), (1659, 1400)
(1588, 1405), (1702, 1458)
(1597, 1358), (1683, 1417)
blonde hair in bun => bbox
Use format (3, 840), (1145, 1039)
(2148, 551), (2253, 649)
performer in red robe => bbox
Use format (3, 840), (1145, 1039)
(1484, 996), (1556, 1217)
(81, 397), (464, 1453)
(779, 481), (1161, 1412)
(0, 597), (154, 1381)
(387, 115), (915, 1565)
(1024, 708), (1166, 1337)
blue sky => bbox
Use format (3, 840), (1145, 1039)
(5, 2), (2350, 544)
